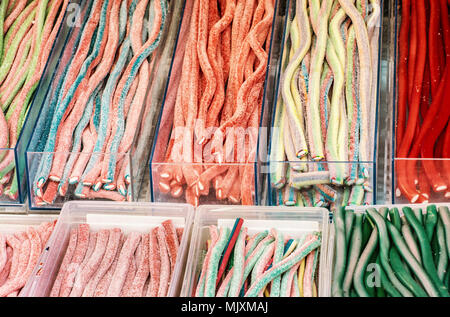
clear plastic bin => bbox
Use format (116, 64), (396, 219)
(180, 205), (331, 297)
(149, 0), (287, 206)
(0, 2), (70, 205)
(0, 213), (58, 296)
(25, 0), (185, 210)
(326, 203), (450, 297)
(391, 0), (450, 204)
(22, 201), (194, 297)
(266, 0), (385, 208)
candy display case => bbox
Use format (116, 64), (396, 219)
(22, 201), (194, 297)
(149, 0), (287, 207)
(0, 1), (70, 205)
(0, 213), (58, 296)
(25, 0), (186, 210)
(180, 205), (331, 297)
(391, 0), (450, 205)
(327, 203), (450, 297)
(266, 0), (386, 209)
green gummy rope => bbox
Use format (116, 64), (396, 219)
(403, 207), (449, 297)
(367, 208), (414, 297)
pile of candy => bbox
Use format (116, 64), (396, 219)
(395, 0), (450, 203)
(193, 218), (322, 297)
(50, 219), (184, 297)
(156, 0), (275, 206)
(0, 0), (69, 200)
(28, 0), (168, 206)
(332, 205), (450, 297)
(269, 0), (380, 208)
(0, 221), (56, 297)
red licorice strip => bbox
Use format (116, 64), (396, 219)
(216, 217), (243, 286)
(407, 0), (417, 104)
(396, 0), (428, 203)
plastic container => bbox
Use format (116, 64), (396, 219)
(267, 0), (386, 208)
(180, 205), (331, 297)
(391, 0), (450, 204)
(149, 0), (287, 206)
(326, 203), (450, 297)
(0, 213), (58, 297)
(25, 0), (186, 210)
(0, 3), (70, 205)
(23, 201), (195, 297)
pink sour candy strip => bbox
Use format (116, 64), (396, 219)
(143, 276), (150, 297)
(156, 226), (171, 297)
(70, 230), (108, 297)
(0, 247), (13, 287)
(0, 234), (6, 273)
(50, 227), (78, 297)
(146, 227), (161, 297)
(82, 228), (121, 297)
(106, 232), (141, 297)
(127, 234), (150, 297)
(77, 232), (98, 276)
(120, 254), (137, 297)
(161, 220), (179, 274)
(303, 249), (315, 297)
(3, 0), (27, 32)
(94, 233), (124, 297)
(0, 227), (39, 296)
(59, 224), (90, 297)
(68, 127), (97, 183)
(5, 235), (21, 279)
(3, 0), (37, 52)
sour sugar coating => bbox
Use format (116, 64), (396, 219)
(156, 226), (171, 297)
(70, 229), (110, 297)
(127, 233), (150, 297)
(245, 234), (321, 297)
(0, 234), (6, 273)
(94, 234), (124, 297)
(146, 227), (161, 297)
(107, 232), (141, 297)
(161, 220), (179, 274)
(82, 228), (122, 297)
(50, 228), (78, 297)
(59, 224), (90, 297)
